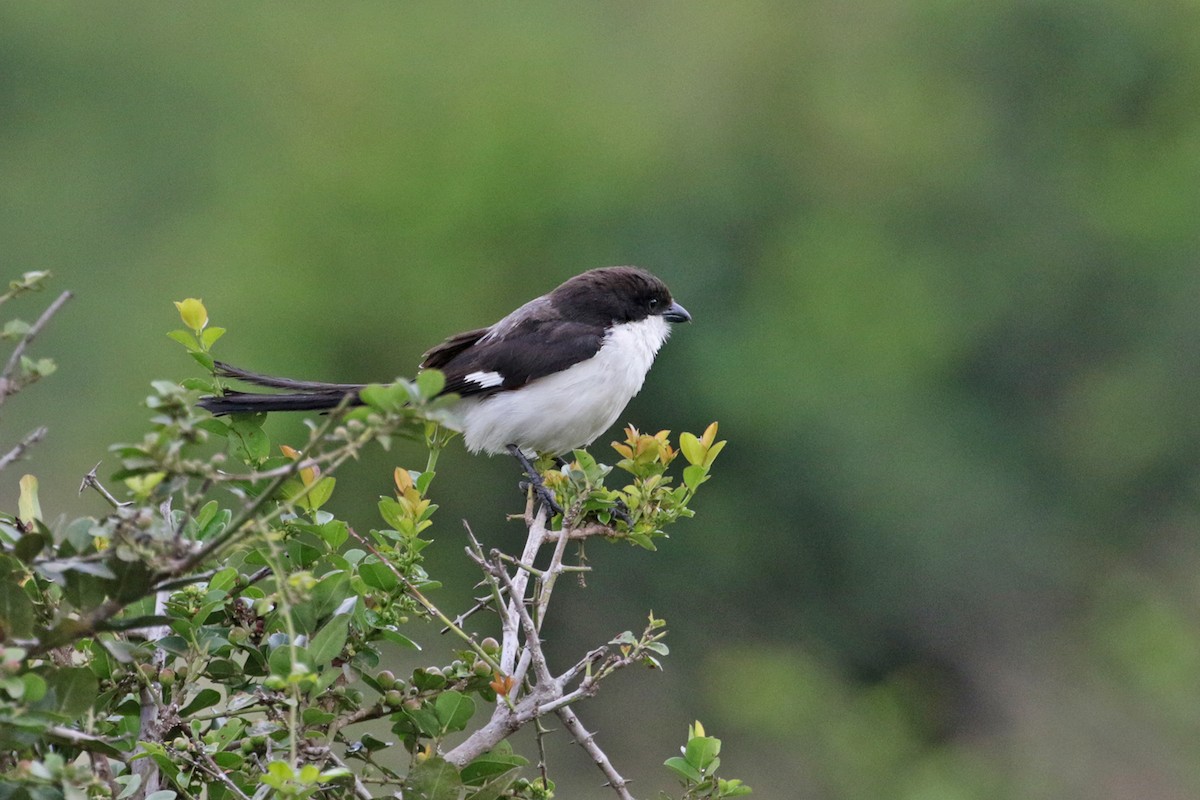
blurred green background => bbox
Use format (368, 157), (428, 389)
(5, 1), (1200, 797)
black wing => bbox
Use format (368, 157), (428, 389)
(421, 310), (604, 399)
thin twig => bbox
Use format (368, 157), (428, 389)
(556, 706), (636, 800)
(345, 525), (501, 673)
(543, 522), (623, 541)
(440, 585), (508, 634)
(79, 463), (129, 509)
(323, 747), (374, 800)
(534, 715), (552, 789)
(492, 553), (554, 685)
(534, 517), (572, 632)
(500, 502), (549, 676)
(0, 426), (46, 473)
(172, 394), (358, 573)
(0, 290), (72, 405)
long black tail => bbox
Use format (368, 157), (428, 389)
(197, 361), (366, 416)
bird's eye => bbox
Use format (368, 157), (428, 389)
(647, 297), (660, 311)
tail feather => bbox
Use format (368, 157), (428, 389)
(198, 362), (366, 416)
(213, 361), (363, 392)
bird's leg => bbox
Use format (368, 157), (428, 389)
(507, 444), (564, 517)
(609, 498), (632, 527)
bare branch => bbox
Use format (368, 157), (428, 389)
(557, 706), (636, 800)
(543, 522), (623, 541)
(500, 504), (550, 676)
(0, 425), (46, 473)
(0, 290), (72, 407)
(533, 515), (573, 632)
(79, 463), (130, 509)
(492, 552), (554, 686)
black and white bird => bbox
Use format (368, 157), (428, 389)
(199, 266), (691, 512)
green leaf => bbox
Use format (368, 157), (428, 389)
(43, 667), (98, 720)
(683, 464), (708, 492)
(678, 432), (705, 466)
(212, 752), (244, 770)
(0, 582), (34, 638)
(359, 561), (399, 591)
(189, 351), (215, 370)
(378, 496), (406, 530)
(17, 474), (41, 525)
(309, 612), (351, 667)
(181, 377), (214, 392)
(416, 369), (446, 400)
(13, 530), (46, 562)
(111, 558), (155, 602)
(228, 416), (270, 464)
(379, 628), (421, 650)
(464, 773), (519, 800)
(404, 756), (463, 800)
(178, 688), (221, 716)
(208, 566), (238, 593)
(719, 778), (753, 796)
(302, 476), (336, 511)
(166, 329), (199, 350)
(316, 519), (349, 548)
(195, 418), (229, 436)
(203, 658), (237, 680)
(20, 672), (47, 703)
(357, 733), (390, 752)
(434, 690), (476, 734)
(145, 791), (178, 800)
(308, 571), (352, 624)
(208, 717), (245, 751)
(684, 735), (721, 771)
(461, 747), (528, 786)
(665, 756), (704, 784)
(704, 439), (726, 467)
(402, 703), (443, 737)
(1, 319), (30, 339)
(627, 532), (657, 551)
(412, 668), (447, 692)
(302, 707), (336, 727)
(359, 382), (408, 412)
(115, 774), (142, 799)
(201, 326), (226, 348)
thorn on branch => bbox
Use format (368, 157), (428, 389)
(79, 462), (130, 509)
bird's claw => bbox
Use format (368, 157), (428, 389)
(608, 498), (632, 527)
(517, 478), (564, 517)
(508, 443), (564, 518)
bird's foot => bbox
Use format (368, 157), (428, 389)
(608, 498), (632, 527)
(508, 445), (564, 518)
(517, 478), (565, 518)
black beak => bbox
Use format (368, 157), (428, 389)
(663, 301), (691, 323)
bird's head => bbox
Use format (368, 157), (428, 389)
(550, 266), (691, 327)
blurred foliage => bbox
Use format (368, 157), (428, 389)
(3, 1), (1200, 797)
(0, 293), (737, 798)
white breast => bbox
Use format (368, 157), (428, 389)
(447, 315), (672, 456)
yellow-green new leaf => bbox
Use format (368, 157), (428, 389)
(18, 474), (40, 525)
(679, 432), (705, 466)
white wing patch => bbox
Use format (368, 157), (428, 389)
(454, 315), (673, 456)
(465, 370), (505, 389)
